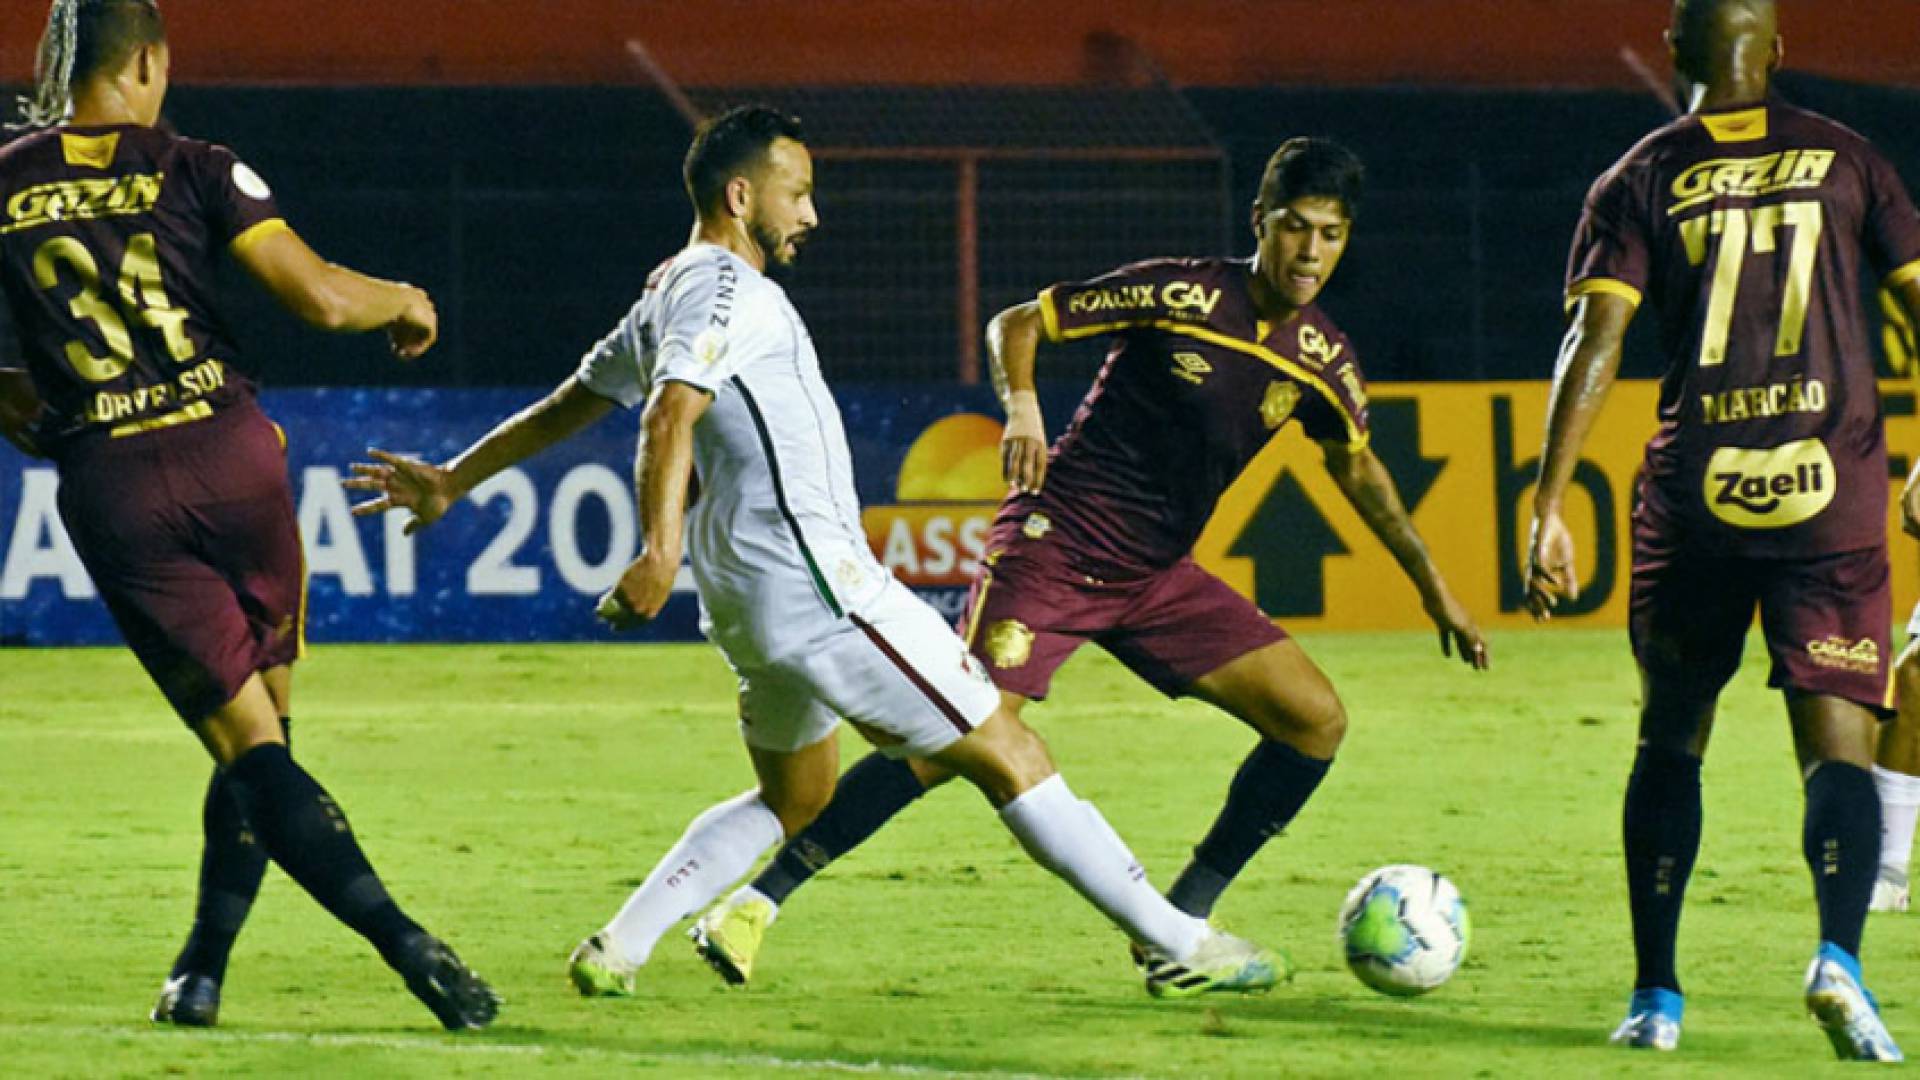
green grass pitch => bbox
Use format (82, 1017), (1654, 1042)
(0, 629), (1907, 1077)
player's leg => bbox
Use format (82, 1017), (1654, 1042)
(701, 558), (1090, 979)
(1610, 545), (1748, 1051)
(1761, 547), (1901, 1061)
(1098, 562), (1319, 919)
(824, 585), (1282, 997)
(1871, 631), (1920, 912)
(154, 670), (291, 1026)
(577, 677), (836, 994)
(194, 679), (497, 1029)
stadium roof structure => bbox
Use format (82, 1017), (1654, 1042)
(683, 85), (1224, 158)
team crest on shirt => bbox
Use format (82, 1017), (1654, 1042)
(1259, 382), (1301, 430)
(1021, 514), (1052, 540)
(835, 558), (867, 594)
(983, 619), (1034, 669)
(692, 327), (728, 366)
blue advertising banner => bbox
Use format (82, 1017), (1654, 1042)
(0, 384), (1029, 646)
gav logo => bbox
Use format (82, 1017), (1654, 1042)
(1703, 438), (1835, 528)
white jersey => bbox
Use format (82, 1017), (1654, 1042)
(575, 243), (891, 662)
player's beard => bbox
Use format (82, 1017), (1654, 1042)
(752, 218), (804, 281)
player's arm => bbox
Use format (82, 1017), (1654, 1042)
(231, 225), (438, 360)
(986, 300), (1047, 494)
(599, 380), (711, 628)
(347, 376), (617, 534)
(1525, 292), (1636, 619)
(1893, 278), (1920, 539)
(1320, 438), (1488, 669)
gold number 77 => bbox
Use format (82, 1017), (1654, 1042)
(1680, 200), (1823, 366)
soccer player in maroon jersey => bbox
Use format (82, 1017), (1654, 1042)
(1526, 0), (1920, 1060)
(0, 0), (496, 1030)
(686, 137), (1490, 988)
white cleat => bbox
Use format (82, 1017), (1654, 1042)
(1869, 877), (1910, 914)
(1805, 945), (1903, 1063)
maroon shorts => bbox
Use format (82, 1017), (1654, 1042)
(957, 536), (1286, 701)
(55, 404), (304, 724)
(1629, 532), (1893, 715)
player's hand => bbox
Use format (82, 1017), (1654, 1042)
(345, 448), (456, 535)
(1424, 587), (1489, 670)
(596, 547), (679, 630)
(0, 368), (45, 459)
(1903, 469), (1920, 539)
(387, 286), (438, 361)
(1001, 390), (1047, 494)
(1525, 509), (1579, 621)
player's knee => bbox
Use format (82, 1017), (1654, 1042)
(1250, 689), (1346, 755)
(1897, 643), (1920, 707)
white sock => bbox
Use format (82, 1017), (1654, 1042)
(998, 774), (1207, 961)
(601, 790), (784, 966)
(1873, 765), (1920, 882)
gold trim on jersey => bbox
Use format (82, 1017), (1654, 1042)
(1887, 258), (1920, 291)
(60, 132), (120, 170)
(1044, 315), (1368, 447)
(230, 217), (290, 258)
(1036, 286), (1065, 342)
(1699, 106), (1768, 143)
(1565, 277), (1643, 313)
(107, 399), (212, 438)
(963, 564), (995, 649)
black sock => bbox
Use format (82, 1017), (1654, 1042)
(1622, 744), (1702, 993)
(750, 752), (926, 904)
(1804, 760), (1879, 958)
(224, 742), (425, 969)
(171, 718), (289, 985)
(1168, 739), (1331, 918)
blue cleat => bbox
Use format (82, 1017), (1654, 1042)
(1609, 987), (1683, 1051)
(1805, 942), (1902, 1062)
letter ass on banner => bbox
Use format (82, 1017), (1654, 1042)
(3, 383), (1914, 645)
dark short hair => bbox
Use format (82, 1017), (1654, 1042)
(683, 105), (806, 217)
(1255, 137), (1366, 220)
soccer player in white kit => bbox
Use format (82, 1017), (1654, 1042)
(347, 105), (1283, 999)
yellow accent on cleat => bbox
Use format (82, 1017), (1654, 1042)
(568, 933), (637, 997)
(690, 895), (775, 986)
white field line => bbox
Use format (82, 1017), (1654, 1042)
(0, 1022), (1132, 1079)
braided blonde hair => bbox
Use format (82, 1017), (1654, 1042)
(12, 0), (165, 130)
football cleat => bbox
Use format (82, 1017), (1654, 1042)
(568, 932), (638, 998)
(1609, 987), (1683, 1051)
(1140, 926), (1290, 1000)
(150, 973), (221, 1027)
(1870, 877), (1910, 914)
(689, 894), (775, 986)
(1805, 942), (1903, 1062)
(392, 934), (500, 1030)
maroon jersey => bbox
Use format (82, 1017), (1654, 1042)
(1567, 100), (1920, 556)
(0, 123), (286, 451)
(1011, 257), (1370, 577)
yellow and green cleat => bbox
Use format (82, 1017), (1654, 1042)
(568, 933), (637, 997)
(689, 894), (776, 986)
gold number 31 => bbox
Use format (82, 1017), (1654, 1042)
(32, 232), (196, 383)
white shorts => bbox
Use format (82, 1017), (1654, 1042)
(732, 579), (1001, 758)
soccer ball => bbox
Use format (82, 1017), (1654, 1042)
(1337, 864), (1470, 996)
